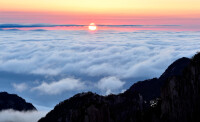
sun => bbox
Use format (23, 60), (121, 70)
(88, 23), (97, 31)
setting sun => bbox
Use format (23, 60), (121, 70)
(88, 23), (97, 31)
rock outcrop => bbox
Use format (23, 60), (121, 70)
(0, 92), (37, 111)
(160, 53), (200, 122)
(39, 53), (200, 122)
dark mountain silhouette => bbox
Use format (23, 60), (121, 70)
(39, 53), (200, 122)
(39, 91), (144, 122)
(125, 57), (191, 101)
(0, 92), (37, 111)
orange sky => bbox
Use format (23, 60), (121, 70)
(0, 0), (200, 25)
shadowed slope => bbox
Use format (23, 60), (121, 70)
(39, 53), (200, 122)
(0, 92), (37, 111)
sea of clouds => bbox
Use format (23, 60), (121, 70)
(0, 29), (200, 111)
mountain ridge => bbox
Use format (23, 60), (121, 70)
(39, 53), (198, 122)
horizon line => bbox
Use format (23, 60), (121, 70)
(0, 23), (180, 28)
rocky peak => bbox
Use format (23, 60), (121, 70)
(0, 92), (37, 111)
(159, 57), (191, 81)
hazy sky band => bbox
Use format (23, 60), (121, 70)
(0, 24), (181, 28)
(0, 11), (200, 25)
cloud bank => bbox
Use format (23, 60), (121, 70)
(97, 76), (125, 95)
(0, 110), (47, 122)
(0, 30), (199, 79)
(32, 78), (85, 95)
(32, 77), (125, 95)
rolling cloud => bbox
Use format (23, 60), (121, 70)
(0, 109), (47, 122)
(12, 82), (28, 92)
(97, 76), (125, 95)
(32, 78), (85, 95)
(32, 77), (126, 95)
(0, 30), (199, 79)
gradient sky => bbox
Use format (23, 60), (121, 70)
(0, 0), (200, 25)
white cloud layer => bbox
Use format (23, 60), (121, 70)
(32, 78), (85, 95)
(32, 76), (125, 95)
(97, 76), (125, 95)
(0, 30), (200, 104)
(12, 83), (28, 92)
(0, 30), (199, 80)
(0, 109), (47, 122)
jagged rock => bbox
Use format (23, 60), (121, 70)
(0, 92), (37, 111)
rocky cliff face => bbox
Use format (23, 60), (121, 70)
(39, 91), (144, 122)
(161, 53), (200, 122)
(125, 57), (191, 102)
(39, 53), (200, 122)
(0, 92), (37, 111)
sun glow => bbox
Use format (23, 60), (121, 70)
(88, 23), (97, 31)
